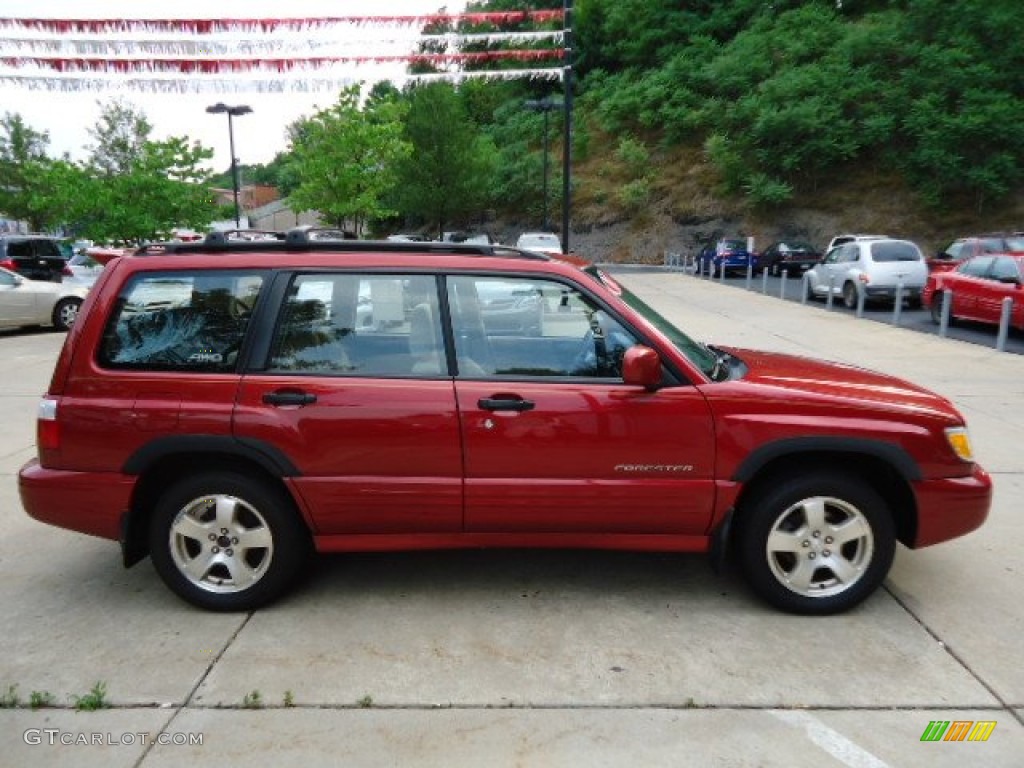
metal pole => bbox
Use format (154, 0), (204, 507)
(542, 107), (550, 230)
(996, 297), (1013, 352)
(939, 290), (952, 336)
(893, 283), (904, 326)
(227, 111), (241, 229)
(561, 0), (573, 255)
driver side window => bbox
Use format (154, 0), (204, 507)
(447, 276), (637, 379)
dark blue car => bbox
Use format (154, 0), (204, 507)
(698, 238), (753, 278)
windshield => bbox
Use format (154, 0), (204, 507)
(588, 268), (719, 378)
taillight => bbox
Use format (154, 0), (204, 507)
(0, 258), (15, 271)
(37, 397), (60, 451)
(61, 264), (74, 277)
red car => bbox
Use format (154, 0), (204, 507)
(19, 230), (991, 615)
(927, 234), (1024, 273)
(924, 253), (1024, 330)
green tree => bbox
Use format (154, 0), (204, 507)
(395, 83), (495, 237)
(286, 85), (411, 235)
(0, 113), (57, 230)
(74, 137), (216, 243)
(86, 99), (153, 176)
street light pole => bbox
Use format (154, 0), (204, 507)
(562, 0), (574, 256)
(523, 97), (558, 231)
(205, 102), (252, 229)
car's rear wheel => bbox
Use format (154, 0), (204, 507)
(736, 472), (896, 614)
(52, 297), (82, 331)
(842, 282), (859, 309)
(149, 470), (311, 611)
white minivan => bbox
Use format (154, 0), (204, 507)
(805, 238), (928, 308)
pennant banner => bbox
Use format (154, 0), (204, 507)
(0, 30), (565, 57)
(0, 11), (565, 35)
(0, 67), (563, 93)
(0, 49), (564, 73)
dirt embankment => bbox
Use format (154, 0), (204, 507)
(491, 143), (1024, 264)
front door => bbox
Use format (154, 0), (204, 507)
(446, 274), (717, 535)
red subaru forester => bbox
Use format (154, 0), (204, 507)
(19, 230), (992, 614)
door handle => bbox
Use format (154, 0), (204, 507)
(263, 390), (317, 406)
(478, 397), (535, 412)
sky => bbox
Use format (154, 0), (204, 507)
(0, 1), (468, 173)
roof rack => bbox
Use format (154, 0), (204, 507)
(133, 227), (550, 261)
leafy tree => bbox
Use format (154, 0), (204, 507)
(86, 99), (153, 176)
(74, 137), (216, 243)
(286, 85), (411, 235)
(395, 83), (495, 237)
(0, 113), (56, 230)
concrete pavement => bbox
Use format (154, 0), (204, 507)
(0, 269), (1022, 767)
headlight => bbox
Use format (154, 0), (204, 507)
(944, 426), (975, 462)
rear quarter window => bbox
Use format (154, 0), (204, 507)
(97, 270), (265, 372)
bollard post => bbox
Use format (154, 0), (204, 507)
(779, 269), (788, 301)
(826, 275), (835, 310)
(719, 260), (726, 283)
(856, 282), (866, 318)
(996, 296), (1013, 352)
(745, 260), (753, 290)
(892, 283), (904, 326)
(761, 268), (769, 294)
(939, 290), (952, 337)
(801, 274), (810, 305)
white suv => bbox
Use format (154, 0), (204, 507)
(805, 238), (927, 308)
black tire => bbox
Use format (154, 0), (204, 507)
(149, 470), (311, 611)
(842, 282), (859, 310)
(735, 472), (896, 615)
(52, 297), (82, 331)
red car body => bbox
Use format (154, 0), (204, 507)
(18, 234), (991, 613)
(923, 253), (1024, 330)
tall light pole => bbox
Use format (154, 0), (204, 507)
(523, 97), (559, 231)
(562, 0), (574, 255)
(206, 102), (252, 229)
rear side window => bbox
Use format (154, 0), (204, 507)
(869, 242), (921, 262)
(98, 270), (265, 372)
(267, 273), (441, 377)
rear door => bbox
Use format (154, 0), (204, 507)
(234, 271), (464, 535)
(447, 273), (717, 535)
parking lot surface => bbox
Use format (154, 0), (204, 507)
(1, 270), (1022, 767)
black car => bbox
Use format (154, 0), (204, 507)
(755, 240), (822, 276)
(0, 235), (69, 282)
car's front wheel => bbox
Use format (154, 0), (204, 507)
(736, 472), (896, 614)
(149, 470), (311, 611)
(52, 297), (82, 331)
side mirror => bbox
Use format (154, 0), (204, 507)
(622, 345), (662, 391)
